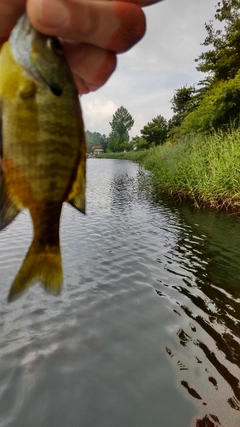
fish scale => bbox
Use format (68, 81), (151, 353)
(0, 14), (86, 302)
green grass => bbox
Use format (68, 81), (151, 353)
(98, 151), (146, 161)
(101, 129), (240, 210)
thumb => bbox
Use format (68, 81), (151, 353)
(27, 0), (72, 32)
(27, 0), (146, 53)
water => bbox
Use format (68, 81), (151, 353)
(0, 159), (239, 427)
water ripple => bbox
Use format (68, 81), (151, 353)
(0, 159), (239, 427)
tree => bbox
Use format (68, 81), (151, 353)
(108, 106), (134, 152)
(167, 0), (240, 138)
(171, 86), (196, 116)
(195, 0), (240, 82)
(180, 71), (240, 134)
(140, 115), (168, 147)
(131, 136), (149, 151)
(101, 134), (108, 152)
(170, 86), (199, 127)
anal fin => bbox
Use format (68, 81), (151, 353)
(67, 155), (86, 214)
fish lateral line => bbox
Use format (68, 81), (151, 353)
(0, 14), (86, 302)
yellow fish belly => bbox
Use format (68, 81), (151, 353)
(0, 34), (86, 301)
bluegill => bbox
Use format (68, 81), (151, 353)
(0, 15), (86, 302)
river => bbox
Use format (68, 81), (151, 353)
(0, 159), (239, 427)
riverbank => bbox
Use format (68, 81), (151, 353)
(99, 129), (240, 211)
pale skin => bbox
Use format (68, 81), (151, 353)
(0, 0), (162, 94)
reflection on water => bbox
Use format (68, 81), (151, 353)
(0, 159), (239, 427)
(151, 195), (240, 426)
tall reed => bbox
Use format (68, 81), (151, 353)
(100, 129), (240, 210)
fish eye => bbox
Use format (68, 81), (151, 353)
(47, 37), (63, 55)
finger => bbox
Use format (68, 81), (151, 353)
(63, 41), (117, 94)
(0, 0), (26, 45)
(27, 0), (146, 53)
(113, 0), (163, 7)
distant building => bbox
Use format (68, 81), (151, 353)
(92, 145), (104, 156)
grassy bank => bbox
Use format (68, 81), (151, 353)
(100, 129), (240, 210)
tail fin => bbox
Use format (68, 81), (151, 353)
(8, 242), (63, 302)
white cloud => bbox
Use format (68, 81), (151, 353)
(81, 98), (117, 135)
(81, 0), (217, 138)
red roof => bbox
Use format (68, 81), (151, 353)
(92, 145), (103, 150)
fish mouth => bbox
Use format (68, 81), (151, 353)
(17, 14), (32, 33)
(10, 14), (34, 48)
(9, 14), (44, 84)
(19, 15), (34, 36)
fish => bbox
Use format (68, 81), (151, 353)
(0, 14), (86, 302)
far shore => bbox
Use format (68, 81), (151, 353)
(97, 129), (240, 212)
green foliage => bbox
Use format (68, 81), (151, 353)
(98, 1), (240, 211)
(167, 124), (182, 143)
(171, 86), (197, 116)
(101, 134), (108, 152)
(169, 0), (240, 137)
(131, 136), (149, 151)
(149, 129), (240, 209)
(140, 115), (168, 146)
(120, 140), (134, 152)
(195, 0), (240, 82)
(108, 129), (240, 210)
(181, 71), (240, 134)
(108, 106), (134, 152)
(99, 150), (147, 162)
(107, 134), (129, 152)
(168, 86), (198, 137)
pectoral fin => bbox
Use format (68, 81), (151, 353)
(19, 80), (37, 99)
(0, 105), (20, 230)
(67, 157), (86, 214)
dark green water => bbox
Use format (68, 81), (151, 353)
(0, 159), (239, 427)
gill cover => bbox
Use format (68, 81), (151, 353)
(9, 14), (68, 96)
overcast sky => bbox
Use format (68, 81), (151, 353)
(81, 0), (217, 137)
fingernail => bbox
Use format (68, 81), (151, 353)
(38, 0), (69, 28)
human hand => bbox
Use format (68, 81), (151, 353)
(0, 0), (163, 94)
